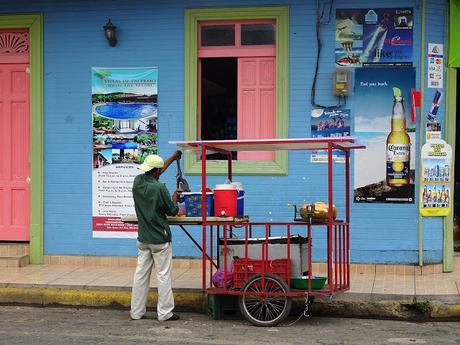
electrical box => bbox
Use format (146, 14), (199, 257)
(333, 68), (350, 96)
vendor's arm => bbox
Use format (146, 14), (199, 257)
(160, 185), (179, 216)
(160, 150), (182, 175)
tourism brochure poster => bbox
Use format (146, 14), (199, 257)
(420, 139), (453, 217)
(335, 8), (413, 67)
(353, 68), (416, 203)
(310, 108), (351, 163)
(92, 67), (158, 238)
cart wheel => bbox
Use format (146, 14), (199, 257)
(238, 273), (292, 327)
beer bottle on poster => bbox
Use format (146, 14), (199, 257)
(386, 87), (411, 187)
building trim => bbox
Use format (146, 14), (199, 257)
(0, 13), (44, 264)
(184, 6), (289, 175)
(443, 67), (456, 272)
(418, 0), (426, 267)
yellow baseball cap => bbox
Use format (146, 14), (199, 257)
(138, 154), (164, 172)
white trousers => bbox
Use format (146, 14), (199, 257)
(130, 241), (174, 321)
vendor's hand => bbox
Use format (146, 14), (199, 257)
(173, 150), (182, 160)
(172, 191), (179, 203)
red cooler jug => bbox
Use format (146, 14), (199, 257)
(213, 184), (237, 217)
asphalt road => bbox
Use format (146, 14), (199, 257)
(0, 306), (459, 345)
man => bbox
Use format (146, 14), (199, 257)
(130, 151), (182, 322)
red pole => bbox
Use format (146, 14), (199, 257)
(345, 150), (350, 223)
(287, 224), (291, 288)
(339, 224), (343, 289)
(345, 150), (350, 289)
(347, 224), (350, 288)
(224, 225), (228, 291)
(327, 142), (333, 293)
(210, 225), (213, 288)
(227, 152), (232, 182)
(201, 144), (207, 290)
(308, 224), (312, 292)
(334, 225), (338, 292)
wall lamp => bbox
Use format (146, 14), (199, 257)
(103, 19), (117, 47)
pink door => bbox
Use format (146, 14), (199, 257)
(0, 63), (30, 241)
(237, 57), (276, 160)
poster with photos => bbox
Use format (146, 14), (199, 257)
(92, 67), (158, 238)
(310, 108), (351, 163)
(420, 139), (453, 217)
(335, 8), (413, 67)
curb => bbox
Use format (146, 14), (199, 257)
(1, 286), (459, 320)
(0, 286), (204, 312)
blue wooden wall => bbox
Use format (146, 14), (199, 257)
(0, 0), (447, 263)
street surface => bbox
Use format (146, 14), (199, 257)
(0, 306), (458, 345)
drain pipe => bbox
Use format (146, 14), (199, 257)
(418, 0), (426, 267)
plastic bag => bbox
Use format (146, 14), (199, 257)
(212, 267), (233, 288)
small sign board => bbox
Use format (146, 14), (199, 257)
(419, 139), (452, 216)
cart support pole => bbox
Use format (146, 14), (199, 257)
(345, 150), (350, 223)
(327, 142), (333, 293)
(201, 144), (207, 290)
(345, 150), (350, 288)
(227, 152), (233, 182)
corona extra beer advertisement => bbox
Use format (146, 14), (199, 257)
(420, 139), (453, 217)
(92, 67), (158, 238)
(354, 68), (416, 203)
(335, 8), (413, 67)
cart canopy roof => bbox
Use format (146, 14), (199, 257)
(170, 137), (365, 153)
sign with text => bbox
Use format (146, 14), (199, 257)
(335, 8), (413, 67)
(92, 67), (158, 238)
(310, 108), (351, 163)
(427, 43), (444, 89)
(354, 68), (416, 203)
(420, 139), (452, 217)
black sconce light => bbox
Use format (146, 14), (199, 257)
(103, 19), (117, 47)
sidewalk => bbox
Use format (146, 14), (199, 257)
(0, 259), (460, 320)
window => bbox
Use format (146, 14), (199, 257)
(201, 25), (235, 46)
(241, 24), (276, 45)
(199, 20), (276, 161)
(184, 7), (289, 175)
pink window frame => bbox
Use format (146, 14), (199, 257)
(197, 20), (276, 141)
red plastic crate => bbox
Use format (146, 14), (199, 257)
(232, 258), (290, 288)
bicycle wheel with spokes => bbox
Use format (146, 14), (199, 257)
(238, 273), (292, 327)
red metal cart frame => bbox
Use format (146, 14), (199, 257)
(171, 137), (365, 325)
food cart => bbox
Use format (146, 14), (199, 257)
(168, 137), (365, 326)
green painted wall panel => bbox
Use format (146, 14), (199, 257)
(449, 0), (460, 67)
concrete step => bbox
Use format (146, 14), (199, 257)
(0, 243), (29, 256)
(0, 254), (29, 268)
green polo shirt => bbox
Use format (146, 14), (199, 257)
(132, 173), (179, 244)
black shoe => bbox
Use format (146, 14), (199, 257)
(165, 313), (180, 321)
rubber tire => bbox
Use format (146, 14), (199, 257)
(238, 273), (292, 327)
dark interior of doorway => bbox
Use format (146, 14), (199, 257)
(454, 71), (460, 252)
(201, 57), (237, 160)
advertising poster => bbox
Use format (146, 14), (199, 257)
(310, 108), (351, 163)
(426, 90), (442, 141)
(427, 43), (444, 89)
(354, 68), (416, 203)
(335, 8), (413, 67)
(420, 139), (453, 217)
(92, 67), (158, 238)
